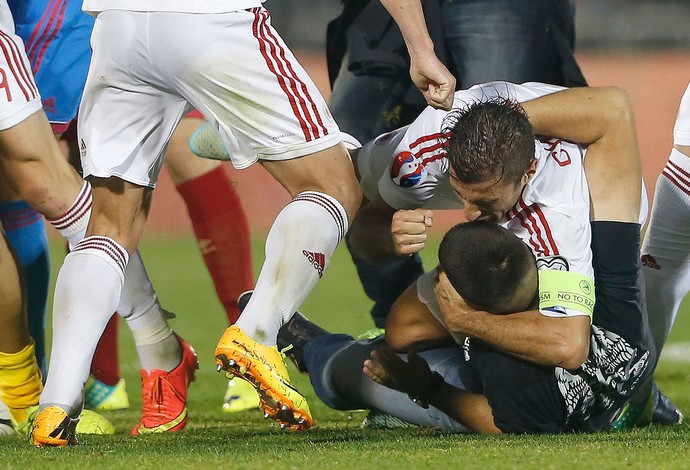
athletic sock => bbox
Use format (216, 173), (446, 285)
(176, 166), (253, 324)
(235, 191), (348, 346)
(0, 201), (50, 377)
(641, 149), (690, 355)
(90, 315), (121, 386)
(117, 251), (180, 373)
(46, 181), (92, 249)
(0, 339), (42, 423)
(40, 236), (128, 417)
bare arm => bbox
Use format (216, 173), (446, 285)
(379, 0), (455, 110)
(435, 272), (590, 370)
(364, 347), (501, 433)
(522, 86), (642, 223)
(385, 282), (452, 351)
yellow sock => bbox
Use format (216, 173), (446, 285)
(0, 339), (42, 423)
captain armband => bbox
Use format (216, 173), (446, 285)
(538, 270), (595, 320)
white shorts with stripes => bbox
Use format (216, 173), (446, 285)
(0, 5), (42, 132)
(78, 8), (341, 187)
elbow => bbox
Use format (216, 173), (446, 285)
(602, 86), (635, 126)
(557, 333), (590, 370)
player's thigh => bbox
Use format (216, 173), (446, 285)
(168, 10), (342, 167)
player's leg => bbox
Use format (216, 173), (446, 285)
(167, 114), (257, 412)
(167, 115), (254, 325)
(0, 187), (50, 378)
(633, 82), (690, 425)
(443, 0), (584, 88)
(0, 229), (42, 431)
(163, 7), (361, 429)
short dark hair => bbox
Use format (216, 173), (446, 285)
(441, 97), (535, 186)
(438, 221), (536, 314)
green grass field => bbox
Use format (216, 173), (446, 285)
(2, 236), (690, 469)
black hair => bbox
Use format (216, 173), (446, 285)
(438, 221), (536, 314)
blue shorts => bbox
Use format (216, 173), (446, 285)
(9, 0), (94, 133)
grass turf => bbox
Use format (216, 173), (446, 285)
(2, 236), (690, 469)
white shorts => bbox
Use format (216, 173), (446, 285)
(0, 6), (42, 132)
(79, 8), (341, 187)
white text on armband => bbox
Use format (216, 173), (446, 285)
(538, 270), (595, 319)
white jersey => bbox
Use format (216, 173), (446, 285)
(82, 0), (264, 15)
(0, 2), (43, 131)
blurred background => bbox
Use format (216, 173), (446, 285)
(131, 0), (690, 240)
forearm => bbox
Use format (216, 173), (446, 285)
(379, 0), (434, 57)
(443, 309), (590, 370)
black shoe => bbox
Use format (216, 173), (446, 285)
(277, 312), (330, 374)
(237, 290), (330, 374)
(651, 384), (684, 425)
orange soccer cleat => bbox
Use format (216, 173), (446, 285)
(214, 325), (313, 431)
(31, 406), (78, 447)
(131, 335), (199, 435)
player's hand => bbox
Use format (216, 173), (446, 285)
(409, 54), (455, 111)
(391, 209), (434, 255)
(434, 270), (474, 333)
(363, 346), (434, 396)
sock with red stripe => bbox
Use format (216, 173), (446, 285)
(90, 315), (121, 386)
(47, 181), (92, 249)
(176, 166), (253, 324)
(641, 149), (690, 358)
(0, 200), (50, 378)
(234, 191), (348, 346)
(40, 236), (128, 416)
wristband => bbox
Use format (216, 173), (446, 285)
(408, 371), (446, 409)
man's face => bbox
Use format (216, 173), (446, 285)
(450, 173), (525, 223)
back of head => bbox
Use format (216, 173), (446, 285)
(442, 97), (535, 186)
(438, 221), (537, 314)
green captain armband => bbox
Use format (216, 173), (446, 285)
(538, 270), (595, 319)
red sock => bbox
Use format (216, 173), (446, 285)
(176, 166), (254, 324)
(90, 314), (121, 386)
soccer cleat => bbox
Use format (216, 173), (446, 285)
(76, 410), (115, 435)
(84, 376), (130, 411)
(31, 406), (78, 447)
(609, 382), (682, 430)
(215, 325), (313, 430)
(222, 377), (260, 413)
(188, 121), (230, 161)
(361, 409), (416, 430)
(131, 335), (199, 435)
(651, 384), (683, 425)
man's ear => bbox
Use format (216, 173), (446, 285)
(523, 158), (538, 183)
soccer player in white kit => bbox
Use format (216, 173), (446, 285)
(0, 2), (177, 439)
(30, 0), (454, 441)
(622, 80), (690, 425)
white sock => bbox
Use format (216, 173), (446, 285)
(47, 181), (92, 249)
(674, 81), (690, 146)
(642, 149), (690, 356)
(235, 191), (348, 346)
(40, 237), (128, 417)
(118, 252), (180, 372)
